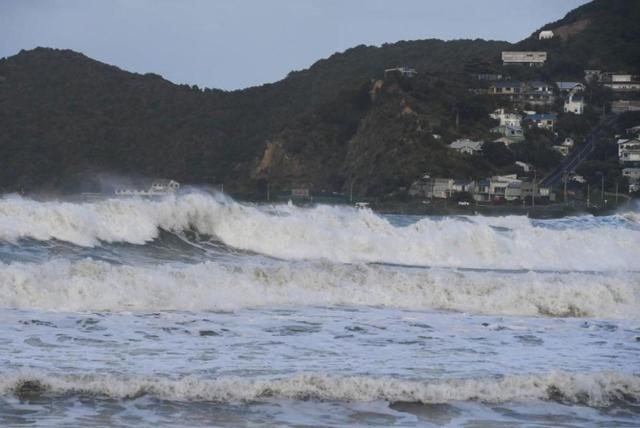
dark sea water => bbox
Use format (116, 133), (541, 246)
(0, 192), (638, 427)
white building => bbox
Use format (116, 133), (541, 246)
(475, 174), (522, 201)
(564, 94), (584, 115)
(538, 30), (554, 40)
(623, 168), (640, 193)
(502, 51), (547, 66)
(489, 108), (522, 127)
(449, 139), (484, 155)
(618, 138), (640, 163)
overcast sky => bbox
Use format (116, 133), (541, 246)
(1, 0), (589, 90)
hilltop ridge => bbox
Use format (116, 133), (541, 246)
(0, 0), (638, 199)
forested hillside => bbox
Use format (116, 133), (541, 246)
(0, 0), (638, 198)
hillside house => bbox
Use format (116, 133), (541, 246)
(502, 51), (547, 66)
(449, 139), (484, 155)
(556, 82), (585, 94)
(564, 94), (584, 114)
(522, 81), (555, 105)
(451, 179), (476, 193)
(538, 30), (554, 40)
(384, 66), (417, 78)
(489, 108), (522, 127)
(475, 174), (521, 201)
(618, 138), (640, 163)
(488, 81), (525, 96)
(521, 181), (552, 200)
(584, 70), (602, 82)
(410, 177), (453, 199)
(552, 137), (575, 157)
(524, 113), (557, 130)
(612, 100), (640, 114)
(491, 125), (524, 141)
(599, 72), (640, 91)
(623, 168), (640, 193)
(625, 125), (640, 135)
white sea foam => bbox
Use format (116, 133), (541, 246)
(2, 371), (638, 406)
(0, 259), (638, 317)
(1, 193), (638, 270)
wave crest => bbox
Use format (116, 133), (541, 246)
(1, 193), (639, 270)
(3, 371), (638, 407)
(1, 259), (638, 317)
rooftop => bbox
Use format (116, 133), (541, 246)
(525, 113), (557, 121)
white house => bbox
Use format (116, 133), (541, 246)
(489, 108), (522, 127)
(618, 138), (640, 163)
(564, 94), (584, 115)
(539, 30), (554, 40)
(449, 139), (484, 155)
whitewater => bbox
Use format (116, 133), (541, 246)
(0, 192), (638, 426)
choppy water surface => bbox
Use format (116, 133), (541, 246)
(0, 192), (639, 426)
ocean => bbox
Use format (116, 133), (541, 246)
(0, 191), (638, 427)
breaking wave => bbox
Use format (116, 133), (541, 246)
(1, 258), (638, 317)
(3, 371), (639, 407)
(1, 193), (639, 270)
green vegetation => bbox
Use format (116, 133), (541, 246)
(0, 0), (638, 199)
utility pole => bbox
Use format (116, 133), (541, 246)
(349, 179), (354, 204)
(267, 181), (270, 202)
(587, 183), (590, 208)
(532, 169), (536, 209)
(615, 181), (619, 205)
(563, 173), (568, 204)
